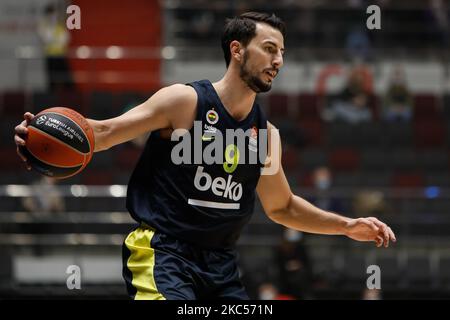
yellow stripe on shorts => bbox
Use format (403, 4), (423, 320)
(125, 227), (166, 300)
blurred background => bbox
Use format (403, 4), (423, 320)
(0, 0), (450, 300)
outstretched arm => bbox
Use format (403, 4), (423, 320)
(85, 84), (196, 151)
(256, 123), (396, 248)
(14, 84), (197, 164)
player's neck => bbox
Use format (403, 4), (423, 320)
(212, 70), (257, 122)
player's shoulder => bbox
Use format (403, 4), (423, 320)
(151, 84), (198, 128)
(157, 83), (197, 103)
(165, 83), (197, 94)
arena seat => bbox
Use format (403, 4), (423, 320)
(375, 254), (405, 288)
(88, 149), (115, 170)
(80, 170), (114, 185)
(88, 91), (116, 119)
(391, 149), (418, 172)
(0, 118), (18, 148)
(416, 150), (448, 172)
(438, 256), (450, 288)
(298, 148), (328, 170)
(268, 93), (289, 118)
(406, 256), (433, 289)
(326, 122), (355, 147)
(298, 119), (324, 147)
(383, 122), (413, 148)
(0, 147), (22, 171)
(2, 92), (25, 117)
(360, 172), (392, 187)
(414, 121), (446, 148)
(297, 93), (320, 120)
(333, 173), (361, 187)
(115, 146), (142, 171)
(296, 171), (314, 188)
(56, 90), (86, 115)
(329, 148), (360, 172)
(413, 94), (441, 121)
(358, 122), (384, 148)
(425, 173), (450, 187)
(32, 92), (56, 114)
(361, 149), (391, 172)
(391, 172), (424, 188)
(281, 146), (299, 172)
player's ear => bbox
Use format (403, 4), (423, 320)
(230, 40), (244, 63)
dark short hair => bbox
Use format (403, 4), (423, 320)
(221, 12), (286, 68)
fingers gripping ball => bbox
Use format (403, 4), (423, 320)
(20, 107), (95, 179)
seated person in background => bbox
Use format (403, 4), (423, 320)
(324, 67), (373, 124)
(352, 190), (391, 219)
(258, 282), (295, 300)
(21, 176), (66, 256)
(21, 176), (65, 221)
(38, 3), (73, 91)
(382, 66), (413, 122)
(274, 228), (313, 300)
(361, 287), (382, 300)
(309, 166), (344, 214)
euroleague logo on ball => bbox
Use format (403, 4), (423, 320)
(24, 107), (95, 179)
(36, 115), (47, 125)
(206, 109), (219, 125)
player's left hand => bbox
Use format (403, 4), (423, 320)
(344, 217), (396, 248)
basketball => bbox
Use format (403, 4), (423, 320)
(20, 107), (95, 179)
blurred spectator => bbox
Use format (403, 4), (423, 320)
(361, 288), (383, 300)
(425, 0), (449, 48)
(288, 0), (317, 47)
(309, 166), (344, 213)
(323, 65), (373, 124)
(345, 26), (371, 61)
(191, 11), (215, 40)
(274, 228), (313, 299)
(258, 282), (295, 300)
(352, 190), (391, 218)
(22, 176), (65, 220)
(21, 176), (65, 256)
(383, 66), (413, 122)
(38, 3), (74, 92)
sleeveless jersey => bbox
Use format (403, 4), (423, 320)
(126, 79), (268, 249)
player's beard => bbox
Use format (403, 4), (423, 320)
(239, 51), (272, 93)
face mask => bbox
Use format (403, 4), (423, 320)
(315, 178), (331, 190)
(284, 229), (302, 242)
(259, 290), (276, 300)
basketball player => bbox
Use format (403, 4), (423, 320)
(14, 12), (396, 300)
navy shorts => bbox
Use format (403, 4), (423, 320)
(122, 224), (249, 300)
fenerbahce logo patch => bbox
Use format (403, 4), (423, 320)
(206, 109), (219, 125)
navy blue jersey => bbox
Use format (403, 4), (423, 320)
(126, 79), (267, 249)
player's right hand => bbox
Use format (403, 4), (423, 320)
(14, 112), (35, 170)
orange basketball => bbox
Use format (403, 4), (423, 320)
(20, 107), (95, 179)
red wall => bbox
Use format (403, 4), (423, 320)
(68, 0), (161, 92)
